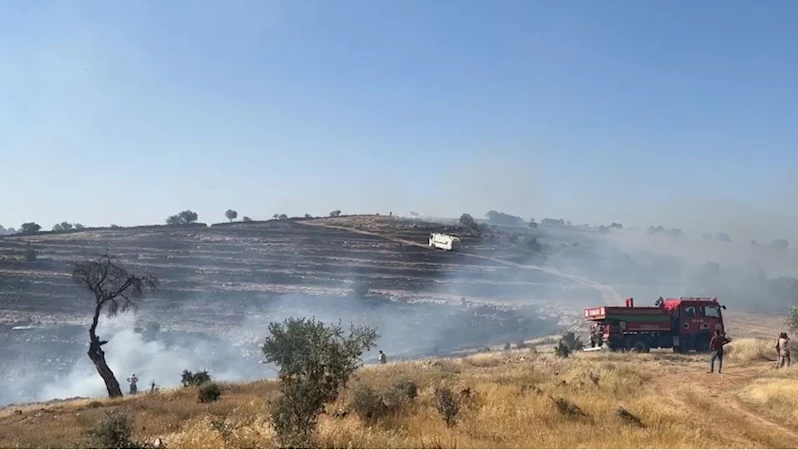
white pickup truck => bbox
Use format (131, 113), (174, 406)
(428, 233), (460, 251)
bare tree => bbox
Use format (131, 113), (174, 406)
(72, 253), (159, 398)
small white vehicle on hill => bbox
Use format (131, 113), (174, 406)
(428, 233), (460, 251)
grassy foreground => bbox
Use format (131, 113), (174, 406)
(1, 338), (797, 448)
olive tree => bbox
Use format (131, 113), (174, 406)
(53, 222), (74, 232)
(225, 209), (238, 222)
(788, 306), (798, 333)
(459, 213), (478, 232)
(166, 210), (198, 225)
(72, 252), (158, 397)
(262, 317), (378, 448)
(20, 222), (41, 234)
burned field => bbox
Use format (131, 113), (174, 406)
(0, 216), (599, 406)
(0, 217), (601, 320)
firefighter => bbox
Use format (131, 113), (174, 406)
(378, 350), (387, 364)
(709, 330), (731, 374)
(595, 324), (604, 347)
(127, 373), (139, 395)
(590, 324), (602, 348)
(776, 332), (791, 368)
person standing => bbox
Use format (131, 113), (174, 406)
(378, 350), (387, 364)
(776, 332), (791, 368)
(709, 330), (731, 374)
(127, 373), (139, 395)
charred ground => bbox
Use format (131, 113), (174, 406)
(0, 214), (795, 407)
(0, 215), (594, 406)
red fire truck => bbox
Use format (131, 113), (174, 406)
(584, 296), (726, 353)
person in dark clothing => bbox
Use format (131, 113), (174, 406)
(709, 329), (731, 373)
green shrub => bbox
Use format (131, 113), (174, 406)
(181, 370), (211, 387)
(351, 385), (389, 424)
(561, 331), (584, 351)
(555, 341), (572, 358)
(198, 382), (221, 403)
(263, 317), (378, 448)
(434, 386), (460, 427)
(87, 410), (140, 449)
(390, 380), (418, 402)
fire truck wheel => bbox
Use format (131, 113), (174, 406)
(631, 339), (650, 353)
(695, 336), (710, 353)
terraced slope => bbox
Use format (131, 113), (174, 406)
(0, 217), (601, 323)
(0, 216), (602, 406)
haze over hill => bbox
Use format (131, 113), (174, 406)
(2, 2), (798, 440)
(1, 211), (796, 407)
(2, 1), (798, 239)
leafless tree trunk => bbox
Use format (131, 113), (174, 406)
(88, 299), (123, 397)
(72, 252), (158, 398)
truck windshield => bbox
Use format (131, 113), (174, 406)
(703, 305), (721, 318)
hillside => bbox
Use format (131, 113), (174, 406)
(0, 215), (606, 406)
(1, 338), (797, 448)
(0, 215), (603, 317)
(1, 214), (794, 409)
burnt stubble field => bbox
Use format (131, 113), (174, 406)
(0, 216), (594, 406)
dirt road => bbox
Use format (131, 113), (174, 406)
(304, 222), (622, 305)
(649, 361), (798, 447)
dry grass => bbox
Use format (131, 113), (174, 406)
(3, 349), (797, 448)
(737, 365), (798, 427)
(723, 312), (790, 340)
(726, 338), (779, 363)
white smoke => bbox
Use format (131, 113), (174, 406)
(38, 314), (249, 400)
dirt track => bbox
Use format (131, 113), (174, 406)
(306, 221), (622, 305)
(648, 361), (798, 447)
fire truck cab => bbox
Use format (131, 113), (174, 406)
(584, 296), (726, 353)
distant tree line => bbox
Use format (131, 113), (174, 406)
(52, 221), (85, 232)
(484, 210), (525, 227)
(0, 225), (17, 235)
(540, 218), (571, 227)
(646, 225), (683, 237)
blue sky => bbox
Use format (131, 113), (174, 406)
(1, 0), (797, 235)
